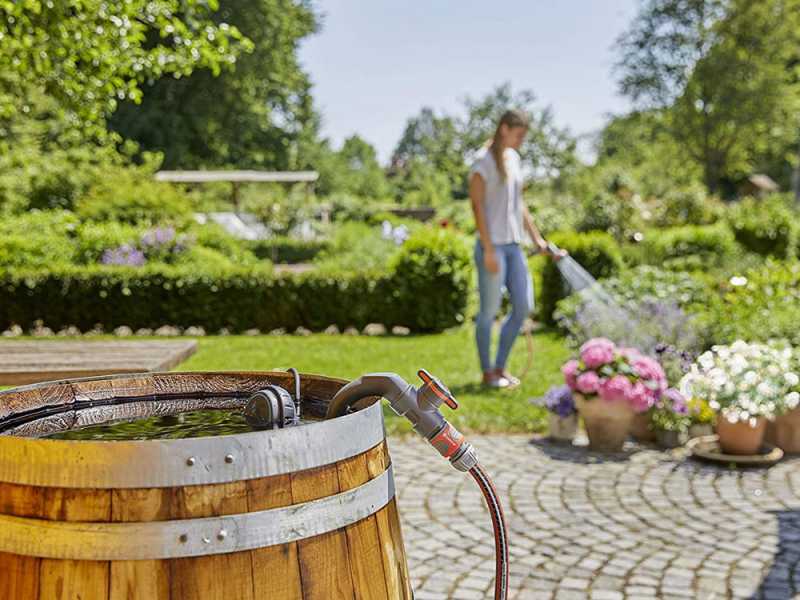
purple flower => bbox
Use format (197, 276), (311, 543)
(141, 227), (176, 248)
(101, 246), (146, 266)
(576, 371), (602, 395)
(599, 375), (633, 403)
(562, 360), (580, 390)
(580, 338), (616, 369)
(543, 385), (576, 417)
(665, 388), (688, 415)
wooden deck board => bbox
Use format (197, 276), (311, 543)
(0, 341), (197, 386)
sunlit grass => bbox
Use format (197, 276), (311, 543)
(180, 326), (570, 434)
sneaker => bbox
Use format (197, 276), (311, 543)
(482, 374), (510, 389)
(497, 370), (521, 389)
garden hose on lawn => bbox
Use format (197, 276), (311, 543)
(327, 370), (510, 600)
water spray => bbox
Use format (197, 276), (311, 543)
(327, 370), (510, 600)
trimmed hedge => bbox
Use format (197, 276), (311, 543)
(635, 223), (737, 269)
(0, 228), (472, 333)
(540, 231), (623, 324)
(728, 196), (796, 259)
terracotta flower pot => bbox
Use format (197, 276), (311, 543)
(630, 412), (656, 443)
(766, 407), (800, 453)
(549, 414), (578, 442)
(716, 416), (767, 455)
(575, 393), (634, 452)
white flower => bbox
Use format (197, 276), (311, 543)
(698, 352), (715, 371)
(787, 392), (800, 409)
(743, 371), (758, 385)
(786, 372), (799, 387)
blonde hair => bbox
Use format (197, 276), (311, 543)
(489, 109), (529, 181)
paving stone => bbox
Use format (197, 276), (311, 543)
(389, 434), (800, 599)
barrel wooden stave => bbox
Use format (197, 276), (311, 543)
(0, 372), (409, 600)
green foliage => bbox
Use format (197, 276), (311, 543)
(616, 0), (800, 193)
(108, 0), (317, 170)
(73, 222), (146, 264)
(556, 265), (713, 321)
(75, 161), (192, 226)
(1, 0), (248, 125)
(636, 223), (737, 268)
(649, 184), (725, 227)
(540, 231), (623, 324)
(697, 260), (800, 346)
(728, 196), (797, 258)
(0, 226), (473, 333)
(190, 223), (259, 265)
(526, 192), (583, 236)
(248, 237), (329, 263)
(390, 108), (465, 199)
(575, 191), (645, 241)
(313, 223), (400, 271)
(387, 228), (473, 332)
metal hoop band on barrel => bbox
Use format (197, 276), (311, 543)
(0, 401), (384, 489)
(0, 465), (395, 561)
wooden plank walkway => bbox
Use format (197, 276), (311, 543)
(0, 340), (197, 386)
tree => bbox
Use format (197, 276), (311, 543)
(0, 0), (248, 126)
(617, 0), (800, 194)
(312, 135), (390, 198)
(109, 0), (319, 170)
(461, 84), (578, 184)
(390, 108), (465, 199)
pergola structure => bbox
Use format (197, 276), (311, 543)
(155, 170), (319, 212)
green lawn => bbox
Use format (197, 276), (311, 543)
(179, 327), (570, 434)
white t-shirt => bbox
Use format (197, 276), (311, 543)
(469, 147), (524, 245)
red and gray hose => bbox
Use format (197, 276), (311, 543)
(327, 370), (509, 600)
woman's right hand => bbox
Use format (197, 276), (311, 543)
(484, 248), (500, 274)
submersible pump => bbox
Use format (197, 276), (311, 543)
(327, 369), (510, 600)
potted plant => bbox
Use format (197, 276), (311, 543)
(542, 385), (578, 442)
(687, 398), (715, 439)
(562, 338), (669, 452)
(765, 345), (800, 453)
(651, 389), (690, 448)
(680, 341), (800, 455)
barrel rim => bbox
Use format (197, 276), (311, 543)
(0, 465), (395, 560)
(0, 372), (385, 488)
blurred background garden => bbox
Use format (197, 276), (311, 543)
(1, 0), (799, 434)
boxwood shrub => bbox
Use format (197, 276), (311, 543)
(728, 196), (796, 259)
(635, 223), (737, 269)
(0, 227), (472, 333)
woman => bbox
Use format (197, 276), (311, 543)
(469, 109), (561, 389)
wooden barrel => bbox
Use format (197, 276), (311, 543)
(0, 371), (412, 600)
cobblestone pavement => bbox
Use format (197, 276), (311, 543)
(389, 435), (800, 600)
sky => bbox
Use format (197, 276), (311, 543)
(299, 1), (640, 163)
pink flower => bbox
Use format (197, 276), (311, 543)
(599, 375), (633, 403)
(632, 356), (667, 390)
(576, 371), (601, 395)
(627, 381), (655, 413)
(619, 347), (643, 361)
(580, 338), (616, 369)
(561, 360), (579, 390)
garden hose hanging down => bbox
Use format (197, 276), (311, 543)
(327, 370), (509, 600)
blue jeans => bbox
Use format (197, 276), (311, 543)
(474, 240), (534, 372)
